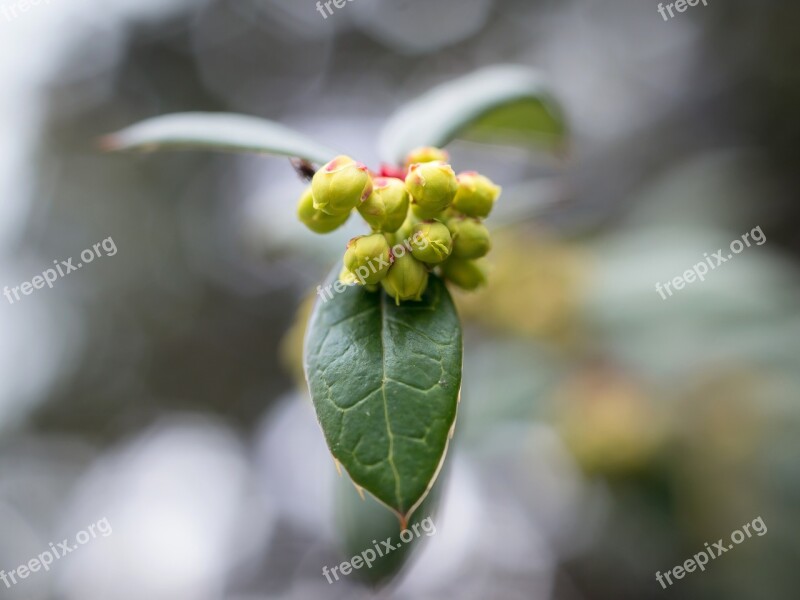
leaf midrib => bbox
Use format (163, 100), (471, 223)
(379, 291), (402, 511)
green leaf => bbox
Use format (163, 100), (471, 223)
(379, 65), (568, 164)
(333, 465), (446, 586)
(304, 268), (462, 525)
(100, 112), (339, 165)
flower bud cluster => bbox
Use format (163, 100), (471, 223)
(297, 147), (501, 302)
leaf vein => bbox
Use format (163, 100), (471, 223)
(380, 292), (403, 510)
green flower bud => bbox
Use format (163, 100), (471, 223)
(452, 171), (502, 218)
(404, 146), (450, 168)
(381, 253), (429, 304)
(447, 217), (492, 259)
(343, 233), (392, 285)
(297, 186), (350, 234)
(338, 265), (380, 292)
(438, 206), (463, 222)
(357, 177), (410, 233)
(439, 257), (488, 291)
(312, 155), (373, 216)
(410, 221), (452, 264)
(339, 265), (358, 286)
(405, 161), (458, 220)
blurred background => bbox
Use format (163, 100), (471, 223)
(1, 0), (799, 598)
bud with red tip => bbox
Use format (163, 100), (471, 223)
(312, 155), (373, 216)
(358, 177), (410, 233)
(406, 161), (458, 220)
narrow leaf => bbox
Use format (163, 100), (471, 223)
(304, 269), (462, 525)
(379, 65), (567, 164)
(100, 112), (339, 165)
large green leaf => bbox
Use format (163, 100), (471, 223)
(100, 112), (338, 165)
(379, 65), (567, 164)
(304, 269), (462, 525)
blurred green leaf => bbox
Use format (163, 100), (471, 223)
(304, 267), (462, 525)
(100, 112), (338, 165)
(379, 65), (568, 164)
(333, 465), (445, 586)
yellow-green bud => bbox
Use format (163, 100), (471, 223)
(312, 155), (373, 216)
(447, 217), (492, 259)
(404, 146), (450, 168)
(452, 171), (501, 218)
(297, 186), (350, 234)
(381, 253), (429, 304)
(357, 177), (410, 233)
(338, 266), (379, 291)
(406, 161), (458, 220)
(410, 221), (452, 264)
(438, 206), (463, 222)
(343, 233), (392, 285)
(439, 258), (488, 291)
(339, 265), (358, 286)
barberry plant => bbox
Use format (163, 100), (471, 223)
(102, 66), (566, 532)
(300, 148), (501, 303)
